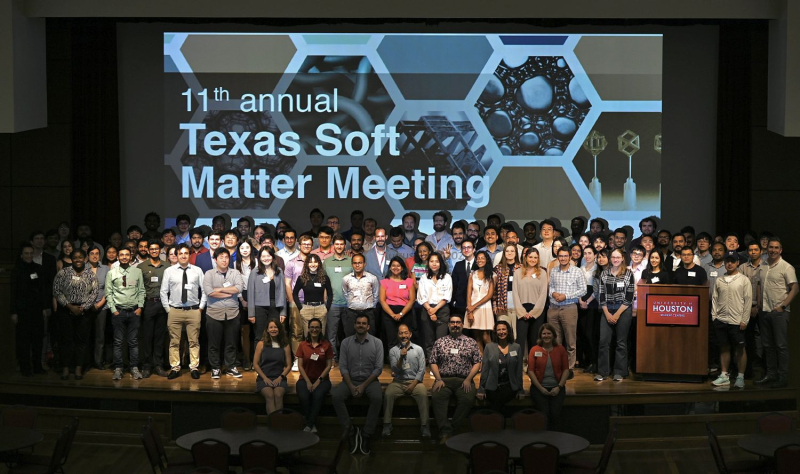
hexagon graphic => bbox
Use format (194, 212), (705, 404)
(573, 35), (662, 101)
(376, 111), (494, 212)
(476, 56), (592, 156)
(180, 34), (297, 74)
(282, 55), (396, 155)
(377, 35), (494, 100)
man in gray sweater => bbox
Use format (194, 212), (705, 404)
(710, 254), (752, 389)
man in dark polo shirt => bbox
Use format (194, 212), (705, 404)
(674, 247), (708, 286)
(139, 239), (168, 378)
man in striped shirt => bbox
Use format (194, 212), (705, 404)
(548, 247), (586, 375)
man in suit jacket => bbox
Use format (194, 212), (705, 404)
(195, 231), (223, 274)
(364, 228), (398, 279)
(450, 238), (477, 318)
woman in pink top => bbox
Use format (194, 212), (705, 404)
(380, 256), (417, 347)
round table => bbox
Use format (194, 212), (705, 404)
(0, 427), (44, 453)
(737, 432), (800, 457)
(446, 430), (590, 458)
(176, 427), (318, 455)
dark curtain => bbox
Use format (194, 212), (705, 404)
(71, 21), (121, 242)
(715, 24), (753, 234)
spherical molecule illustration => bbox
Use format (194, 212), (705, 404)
(476, 56), (592, 156)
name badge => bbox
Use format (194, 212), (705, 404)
(184, 283), (194, 290)
(616, 282), (625, 288)
(310, 353), (319, 361)
(403, 362), (411, 370)
(72, 276), (81, 281)
(710, 271), (718, 278)
(30, 273), (38, 280)
(688, 271), (696, 277)
(151, 276), (159, 282)
(651, 277), (660, 283)
(449, 348), (459, 355)
(262, 276), (271, 283)
(399, 284), (407, 290)
(534, 351), (543, 357)
(223, 281), (232, 287)
(510, 351), (517, 357)
(335, 266), (342, 273)
(508, 276), (514, 282)
(532, 273), (537, 279)
(314, 282), (323, 288)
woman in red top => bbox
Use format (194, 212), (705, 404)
(295, 317), (333, 433)
(527, 323), (569, 429)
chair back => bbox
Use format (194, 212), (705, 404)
(221, 407), (257, 430)
(469, 442), (509, 474)
(520, 441), (559, 474)
(776, 444), (800, 474)
(47, 425), (73, 474)
(706, 423), (728, 474)
(1, 405), (37, 428)
(511, 408), (547, 431)
(329, 432), (348, 471)
(191, 438), (230, 473)
(239, 440), (278, 472)
(141, 426), (165, 472)
(146, 417), (168, 463)
(757, 412), (796, 433)
(58, 417), (79, 466)
(469, 409), (505, 432)
(598, 424), (617, 474)
(267, 408), (305, 431)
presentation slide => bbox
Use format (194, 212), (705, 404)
(646, 295), (701, 327)
(163, 33), (662, 229)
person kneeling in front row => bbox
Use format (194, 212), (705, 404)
(383, 324), (430, 438)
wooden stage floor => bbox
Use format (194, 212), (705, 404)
(0, 365), (794, 406)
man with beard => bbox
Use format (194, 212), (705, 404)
(276, 228), (299, 265)
(589, 218), (606, 236)
(347, 230), (365, 257)
(324, 234), (353, 360)
(134, 239), (150, 267)
(628, 216), (657, 252)
(142, 212), (162, 240)
(467, 221), (485, 249)
(74, 223), (104, 257)
(365, 228), (397, 279)
(570, 217), (586, 244)
(196, 231), (223, 274)
(388, 227), (414, 260)
(493, 230), (523, 266)
(188, 228), (208, 265)
(274, 220), (289, 250)
(425, 211), (455, 253)
(444, 222), (466, 271)
(106, 247), (146, 380)
(53, 249), (98, 380)
(665, 233), (701, 273)
(740, 242), (766, 378)
(401, 213), (426, 248)
(362, 218), (378, 251)
(656, 229), (672, 256)
(611, 228), (628, 252)
(522, 221), (538, 249)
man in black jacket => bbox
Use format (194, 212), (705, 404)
(450, 238), (477, 320)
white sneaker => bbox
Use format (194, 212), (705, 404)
(311, 425), (318, 433)
(303, 426), (312, 432)
(292, 359), (299, 372)
(734, 376), (745, 389)
(712, 374), (730, 386)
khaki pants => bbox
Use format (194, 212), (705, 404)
(167, 308), (201, 370)
(383, 380), (429, 425)
(289, 303), (303, 353)
(548, 304), (578, 369)
(300, 305), (328, 341)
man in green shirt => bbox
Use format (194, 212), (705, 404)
(323, 233), (353, 361)
(106, 247), (146, 380)
(139, 240), (169, 378)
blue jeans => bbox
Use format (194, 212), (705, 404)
(112, 309), (140, 369)
(598, 306), (632, 377)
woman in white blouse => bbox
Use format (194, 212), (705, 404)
(417, 252), (453, 360)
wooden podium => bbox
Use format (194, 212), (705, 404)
(636, 284), (709, 382)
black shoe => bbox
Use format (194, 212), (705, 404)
(755, 376), (777, 386)
(347, 426), (360, 454)
(770, 379), (788, 389)
(75, 374), (83, 381)
(584, 364), (596, 374)
(359, 435), (371, 455)
(568, 369), (575, 380)
(155, 367), (167, 377)
(167, 370), (181, 380)
(191, 370), (200, 379)
(142, 370), (152, 379)
(225, 367), (243, 378)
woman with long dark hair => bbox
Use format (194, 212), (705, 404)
(417, 253), (452, 360)
(247, 247), (287, 347)
(493, 244), (521, 339)
(478, 320), (524, 412)
(578, 246), (599, 373)
(379, 256), (417, 348)
(293, 254), (333, 340)
(465, 250), (495, 354)
(236, 238), (257, 370)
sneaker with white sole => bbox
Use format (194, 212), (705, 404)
(303, 426), (313, 433)
(311, 425), (318, 433)
(211, 368), (221, 379)
(612, 374), (623, 382)
(734, 376), (745, 389)
(131, 367), (143, 380)
(712, 374), (730, 386)
(112, 368), (123, 380)
(382, 423), (393, 437)
(594, 374), (605, 382)
(347, 426), (360, 454)
(292, 359), (299, 372)
(225, 367), (243, 378)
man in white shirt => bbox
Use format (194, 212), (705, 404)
(276, 228), (300, 265)
(425, 211), (455, 253)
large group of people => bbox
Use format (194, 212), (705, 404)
(9, 210), (798, 450)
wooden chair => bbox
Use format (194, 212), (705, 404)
(290, 433), (347, 474)
(9, 424), (71, 474)
(221, 408), (257, 431)
(239, 441), (278, 473)
(775, 444), (800, 474)
(756, 412), (796, 434)
(519, 442), (559, 474)
(706, 423), (763, 474)
(511, 409), (547, 432)
(560, 424), (616, 474)
(146, 417), (194, 470)
(469, 442), (510, 474)
(267, 408), (305, 431)
(468, 409), (505, 432)
(191, 439), (230, 474)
